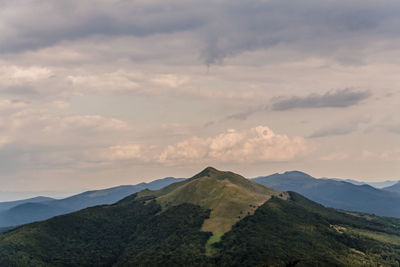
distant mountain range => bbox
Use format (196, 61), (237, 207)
(2, 170), (400, 228)
(0, 196), (54, 212)
(382, 181), (400, 194)
(1, 167), (400, 266)
(328, 178), (398, 188)
(252, 171), (400, 218)
(0, 177), (184, 228)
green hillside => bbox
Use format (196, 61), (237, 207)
(1, 167), (400, 266)
(139, 167), (288, 235)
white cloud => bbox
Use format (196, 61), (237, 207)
(0, 105), (130, 148)
(152, 74), (190, 88)
(159, 126), (308, 165)
(101, 144), (142, 161)
(67, 71), (141, 94)
(0, 65), (52, 83)
(10, 66), (52, 81)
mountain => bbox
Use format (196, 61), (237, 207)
(0, 202), (69, 227)
(1, 167), (400, 266)
(367, 180), (399, 188)
(383, 181), (400, 194)
(252, 171), (400, 217)
(0, 177), (184, 227)
(0, 196), (54, 212)
(137, 167), (288, 250)
(329, 178), (399, 188)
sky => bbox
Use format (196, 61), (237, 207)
(0, 0), (399, 199)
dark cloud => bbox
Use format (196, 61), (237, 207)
(225, 107), (266, 121)
(223, 89), (371, 121)
(0, 1), (204, 54)
(309, 125), (357, 138)
(199, 0), (400, 65)
(271, 89), (371, 111)
(1, 0), (400, 65)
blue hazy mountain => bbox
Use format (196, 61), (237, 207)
(0, 196), (54, 212)
(383, 181), (400, 194)
(328, 178), (398, 188)
(3, 171), (400, 228)
(0, 177), (184, 227)
(252, 171), (400, 217)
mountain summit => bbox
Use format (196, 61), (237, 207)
(136, 167), (288, 247)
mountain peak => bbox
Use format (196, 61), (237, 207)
(191, 166), (221, 179)
(138, 167), (288, 236)
(283, 170), (312, 177)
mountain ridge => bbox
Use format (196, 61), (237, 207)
(0, 177), (184, 227)
(2, 169), (400, 228)
(0, 196), (54, 212)
(252, 171), (400, 217)
(1, 167), (400, 266)
(383, 181), (400, 194)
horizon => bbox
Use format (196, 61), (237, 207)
(0, 0), (399, 195)
(1, 167), (398, 202)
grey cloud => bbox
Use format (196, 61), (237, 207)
(271, 89), (371, 111)
(225, 106), (267, 121)
(388, 124), (400, 134)
(2, 0), (400, 65)
(199, 0), (400, 65)
(0, 1), (204, 54)
(1, 86), (39, 96)
(309, 125), (357, 138)
(224, 89), (370, 121)
(309, 117), (370, 138)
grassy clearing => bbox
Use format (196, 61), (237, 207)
(205, 233), (223, 256)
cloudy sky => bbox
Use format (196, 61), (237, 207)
(1, 0), (399, 199)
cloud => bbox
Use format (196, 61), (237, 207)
(223, 89), (371, 121)
(309, 116), (370, 138)
(271, 89), (371, 111)
(0, 99), (28, 112)
(0, 1), (203, 54)
(224, 107), (266, 121)
(0, 104), (135, 173)
(0, 0), (398, 190)
(309, 126), (356, 138)
(159, 126), (308, 165)
(0, 62), (67, 101)
(2, 0), (400, 66)
(0, 104), (130, 149)
(0, 65), (52, 86)
(388, 123), (400, 134)
(87, 144), (143, 162)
